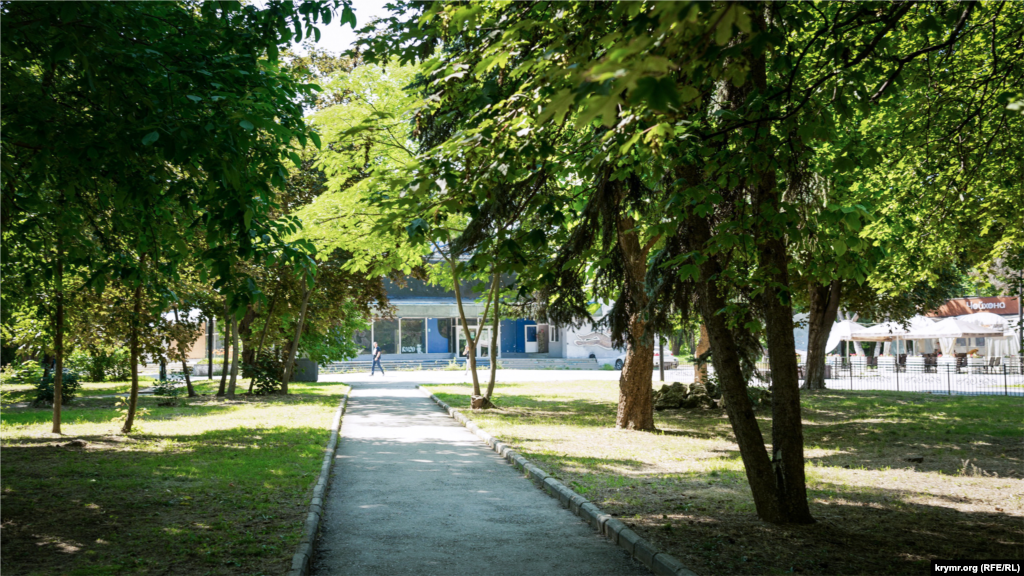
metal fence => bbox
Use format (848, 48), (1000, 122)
(745, 357), (1024, 397)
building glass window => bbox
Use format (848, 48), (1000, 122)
(374, 319), (398, 354)
(975, 337), (986, 346)
(429, 318), (454, 353)
(352, 329), (372, 355)
(401, 318), (426, 354)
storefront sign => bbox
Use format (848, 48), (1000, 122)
(929, 296), (1021, 317)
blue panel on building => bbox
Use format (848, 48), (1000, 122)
(500, 320), (517, 353)
(427, 318), (449, 353)
(513, 319), (536, 353)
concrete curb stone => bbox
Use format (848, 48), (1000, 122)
(286, 393), (348, 576)
(417, 385), (696, 576)
(617, 527), (642, 555)
(604, 517), (628, 545)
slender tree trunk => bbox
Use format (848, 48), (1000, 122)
(249, 293), (279, 394)
(485, 272), (500, 402)
(227, 315), (240, 398)
(238, 305), (257, 371)
(756, 235), (815, 524)
(615, 212), (655, 431)
(695, 324), (710, 385)
(254, 291), (279, 359)
(803, 280), (842, 390)
(121, 254), (146, 434)
(281, 282), (314, 394)
(52, 235), (64, 434)
(217, 303), (230, 396)
(447, 253), (481, 396)
(670, 332), (683, 357)
(658, 336), (665, 382)
(172, 307), (197, 397)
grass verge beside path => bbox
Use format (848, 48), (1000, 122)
(427, 381), (1024, 576)
(0, 379), (347, 576)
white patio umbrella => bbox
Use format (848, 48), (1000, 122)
(906, 317), (1003, 355)
(958, 313), (1021, 358)
(851, 315), (935, 355)
(851, 316), (935, 341)
(825, 320), (865, 354)
(956, 312), (1008, 329)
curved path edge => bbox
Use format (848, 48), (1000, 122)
(288, 392), (349, 576)
(416, 386), (699, 576)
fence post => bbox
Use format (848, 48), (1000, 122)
(1005, 364), (1009, 397)
(947, 364), (951, 396)
(895, 358), (899, 392)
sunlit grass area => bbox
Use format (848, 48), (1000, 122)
(427, 381), (1024, 575)
(1, 380), (348, 576)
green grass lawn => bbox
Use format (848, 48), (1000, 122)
(427, 381), (1024, 575)
(1, 378), (347, 576)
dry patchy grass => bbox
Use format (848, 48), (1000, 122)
(0, 380), (348, 576)
(428, 381), (1024, 575)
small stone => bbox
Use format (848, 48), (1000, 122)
(63, 439), (87, 448)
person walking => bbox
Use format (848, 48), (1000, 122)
(371, 342), (385, 376)
(462, 343), (472, 376)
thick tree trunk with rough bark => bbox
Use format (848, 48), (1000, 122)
(688, 209), (814, 524)
(803, 280), (842, 390)
(615, 212), (655, 431)
(756, 235), (815, 524)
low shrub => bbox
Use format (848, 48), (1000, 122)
(33, 370), (82, 405)
(153, 374), (185, 404)
(248, 352), (284, 395)
(1, 360), (44, 384)
(63, 349), (132, 382)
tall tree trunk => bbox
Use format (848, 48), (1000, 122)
(756, 235), (815, 524)
(227, 315), (239, 399)
(121, 254), (146, 434)
(448, 254), (481, 396)
(695, 324), (710, 385)
(238, 305), (257, 371)
(615, 212), (655, 431)
(51, 235), (64, 434)
(485, 272), (500, 402)
(281, 282), (314, 394)
(658, 336), (665, 382)
(249, 291), (279, 394)
(803, 280), (842, 390)
(217, 303), (230, 396)
(670, 332), (683, 357)
(690, 214), (786, 522)
(172, 307), (197, 397)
